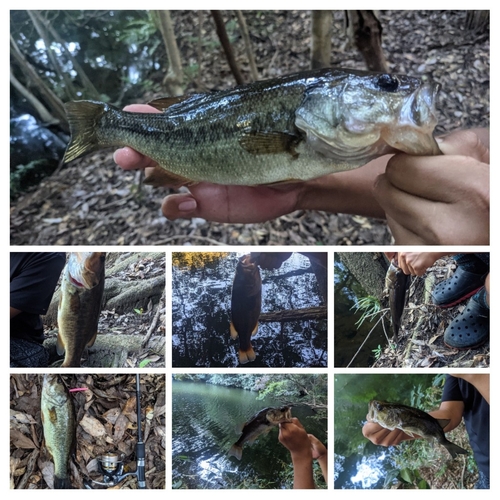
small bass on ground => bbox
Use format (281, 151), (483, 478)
(228, 406), (292, 460)
(41, 374), (76, 488)
(230, 254), (262, 364)
(367, 399), (468, 459)
(63, 68), (440, 187)
(57, 252), (106, 367)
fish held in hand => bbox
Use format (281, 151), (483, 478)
(57, 252), (106, 367)
(384, 260), (410, 337)
(63, 68), (440, 187)
(41, 375), (76, 488)
(230, 254), (262, 364)
(367, 399), (468, 459)
(228, 406), (292, 460)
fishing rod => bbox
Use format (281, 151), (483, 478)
(84, 374), (147, 489)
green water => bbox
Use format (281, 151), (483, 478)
(172, 380), (327, 489)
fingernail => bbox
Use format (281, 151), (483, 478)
(178, 199), (197, 212)
(435, 136), (444, 143)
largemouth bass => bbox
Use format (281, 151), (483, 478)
(57, 252), (106, 367)
(230, 254), (262, 364)
(228, 406), (292, 460)
(63, 68), (440, 186)
(385, 260), (410, 337)
(41, 374), (76, 488)
(367, 400), (468, 459)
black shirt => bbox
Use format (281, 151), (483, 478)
(442, 375), (489, 480)
(10, 252), (66, 343)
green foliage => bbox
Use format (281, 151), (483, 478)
(351, 295), (381, 328)
(384, 468), (430, 489)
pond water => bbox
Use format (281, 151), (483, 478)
(334, 257), (387, 367)
(172, 380), (327, 489)
(172, 252), (327, 367)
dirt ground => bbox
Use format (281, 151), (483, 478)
(10, 374), (165, 489)
(10, 10), (489, 245)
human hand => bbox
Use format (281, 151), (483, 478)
(373, 130), (490, 245)
(397, 252), (450, 276)
(278, 418), (313, 457)
(362, 420), (414, 447)
(308, 434), (327, 460)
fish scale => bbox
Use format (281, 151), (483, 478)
(41, 375), (76, 489)
(64, 68), (440, 187)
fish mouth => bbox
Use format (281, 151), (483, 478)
(381, 82), (441, 156)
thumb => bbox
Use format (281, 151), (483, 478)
(437, 130), (489, 163)
(161, 193), (198, 220)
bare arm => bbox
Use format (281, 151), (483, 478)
(279, 419), (316, 489)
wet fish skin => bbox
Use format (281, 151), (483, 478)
(63, 68), (440, 187)
(230, 254), (262, 364)
(228, 406), (292, 460)
(57, 252), (106, 367)
(385, 260), (410, 337)
(367, 400), (468, 459)
(41, 374), (76, 489)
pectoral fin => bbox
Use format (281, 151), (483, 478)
(239, 131), (300, 158)
(56, 334), (66, 356)
(230, 322), (238, 339)
(86, 331), (98, 348)
(143, 165), (196, 188)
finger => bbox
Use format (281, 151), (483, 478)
(161, 193), (198, 220)
(113, 147), (158, 170)
(382, 154), (487, 203)
(374, 175), (435, 243)
(386, 214), (427, 245)
(437, 130), (490, 163)
(122, 104), (161, 114)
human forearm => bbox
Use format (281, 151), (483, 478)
(297, 158), (388, 218)
(290, 452), (315, 489)
(316, 455), (328, 485)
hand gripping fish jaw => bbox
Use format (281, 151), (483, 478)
(83, 375), (147, 489)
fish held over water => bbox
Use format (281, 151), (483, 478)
(41, 374), (76, 488)
(230, 254), (262, 364)
(63, 68), (440, 187)
(384, 260), (410, 337)
(367, 400), (468, 459)
(57, 252), (106, 367)
(228, 406), (292, 460)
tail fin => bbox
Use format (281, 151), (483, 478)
(54, 475), (73, 489)
(444, 441), (468, 459)
(228, 444), (243, 461)
(239, 346), (256, 364)
(63, 101), (108, 163)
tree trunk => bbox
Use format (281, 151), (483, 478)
(44, 14), (101, 100)
(337, 252), (388, 300)
(346, 11), (388, 72)
(28, 11), (75, 102)
(155, 10), (184, 96)
(10, 69), (58, 124)
(235, 10), (259, 81)
(10, 35), (67, 127)
(311, 11), (332, 69)
(260, 306), (327, 322)
(211, 10), (244, 85)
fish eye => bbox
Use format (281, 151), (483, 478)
(376, 74), (400, 92)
